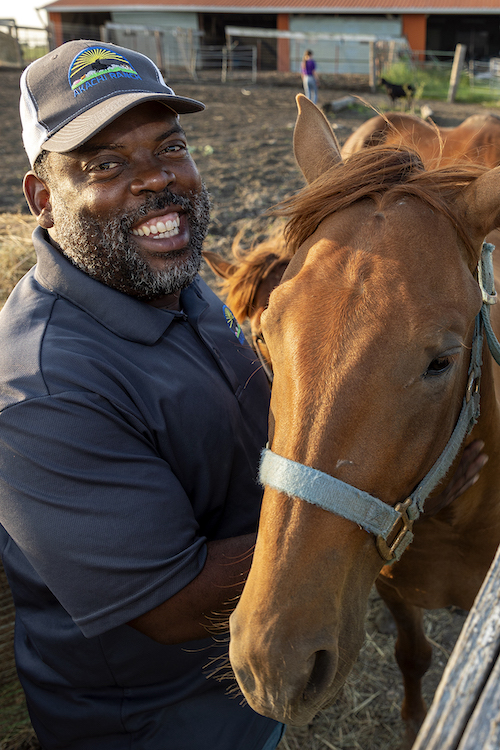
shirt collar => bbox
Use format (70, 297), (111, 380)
(32, 226), (206, 345)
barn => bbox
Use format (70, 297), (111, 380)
(41, 0), (500, 75)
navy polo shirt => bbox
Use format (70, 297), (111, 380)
(0, 227), (277, 749)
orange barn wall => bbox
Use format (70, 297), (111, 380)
(48, 12), (64, 47)
(402, 14), (427, 58)
(277, 14), (290, 72)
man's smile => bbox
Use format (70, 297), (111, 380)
(131, 212), (181, 240)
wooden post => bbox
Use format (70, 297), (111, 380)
(388, 39), (396, 67)
(447, 43), (467, 103)
(153, 30), (165, 76)
(412, 542), (500, 749)
(369, 41), (376, 92)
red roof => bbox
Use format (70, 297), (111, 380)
(42, 0), (500, 13)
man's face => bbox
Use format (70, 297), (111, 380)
(43, 102), (210, 305)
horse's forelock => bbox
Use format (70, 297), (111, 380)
(221, 233), (293, 321)
(277, 146), (487, 267)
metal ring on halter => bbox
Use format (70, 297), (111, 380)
(376, 498), (415, 561)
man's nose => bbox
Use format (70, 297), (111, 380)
(129, 159), (175, 194)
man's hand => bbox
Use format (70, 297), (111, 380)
(424, 440), (488, 517)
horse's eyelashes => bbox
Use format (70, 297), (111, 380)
(425, 357), (452, 377)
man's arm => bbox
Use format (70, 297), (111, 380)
(128, 533), (256, 644)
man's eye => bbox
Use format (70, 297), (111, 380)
(95, 161), (120, 171)
(161, 144), (186, 154)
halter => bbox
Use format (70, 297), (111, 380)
(259, 242), (500, 562)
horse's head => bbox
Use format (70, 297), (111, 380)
(203, 229), (292, 369)
(229, 95), (500, 725)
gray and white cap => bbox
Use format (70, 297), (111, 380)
(20, 39), (205, 167)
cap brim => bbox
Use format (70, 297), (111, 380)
(43, 92), (205, 154)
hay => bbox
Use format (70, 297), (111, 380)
(0, 214), (37, 308)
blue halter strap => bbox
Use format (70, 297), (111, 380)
(259, 242), (499, 562)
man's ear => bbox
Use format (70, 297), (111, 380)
(23, 172), (54, 228)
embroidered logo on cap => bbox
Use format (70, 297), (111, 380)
(69, 47), (141, 97)
(223, 305), (245, 344)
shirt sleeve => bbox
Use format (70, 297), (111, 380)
(0, 391), (207, 638)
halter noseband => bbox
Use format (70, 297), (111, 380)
(259, 242), (499, 562)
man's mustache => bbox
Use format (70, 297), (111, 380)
(121, 190), (196, 231)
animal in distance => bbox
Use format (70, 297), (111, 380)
(379, 77), (415, 106)
(228, 95), (500, 746)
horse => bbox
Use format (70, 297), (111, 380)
(341, 111), (500, 169)
(228, 95), (500, 746)
(202, 227), (292, 378)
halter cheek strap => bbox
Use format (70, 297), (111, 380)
(259, 242), (499, 563)
(480, 242), (500, 366)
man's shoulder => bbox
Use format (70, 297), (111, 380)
(0, 271), (57, 403)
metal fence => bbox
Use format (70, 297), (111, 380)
(196, 45), (257, 83)
(103, 22), (202, 80)
(0, 19), (50, 67)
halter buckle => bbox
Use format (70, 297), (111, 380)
(466, 371), (480, 404)
(376, 497), (414, 561)
(482, 288), (497, 306)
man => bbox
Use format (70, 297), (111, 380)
(0, 40), (282, 749)
(0, 39), (487, 750)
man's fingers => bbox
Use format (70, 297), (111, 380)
(463, 453), (488, 483)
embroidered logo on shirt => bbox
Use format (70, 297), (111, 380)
(223, 305), (245, 344)
(69, 47), (141, 96)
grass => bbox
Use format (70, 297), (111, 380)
(381, 59), (500, 106)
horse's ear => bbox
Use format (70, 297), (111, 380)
(293, 94), (343, 184)
(456, 166), (500, 245)
(202, 250), (236, 279)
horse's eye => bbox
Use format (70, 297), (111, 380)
(425, 357), (451, 376)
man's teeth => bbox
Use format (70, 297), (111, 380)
(131, 216), (180, 239)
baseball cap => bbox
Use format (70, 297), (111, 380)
(20, 39), (205, 167)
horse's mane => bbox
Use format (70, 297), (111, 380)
(275, 146), (489, 266)
(220, 225), (293, 321)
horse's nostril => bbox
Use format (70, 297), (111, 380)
(302, 649), (336, 703)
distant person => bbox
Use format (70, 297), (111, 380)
(301, 49), (318, 103)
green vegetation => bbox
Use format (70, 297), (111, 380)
(19, 45), (50, 66)
(381, 59), (500, 106)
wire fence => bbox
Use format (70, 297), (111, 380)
(0, 20), (50, 67)
(3, 18), (500, 93)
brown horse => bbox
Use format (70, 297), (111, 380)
(202, 227), (292, 376)
(341, 111), (500, 169)
(229, 96), (500, 745)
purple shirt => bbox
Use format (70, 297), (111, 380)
(302, 58), (316, 75)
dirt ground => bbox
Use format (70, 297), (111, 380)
(0, 67), (498, 749)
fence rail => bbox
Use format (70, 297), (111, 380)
(0, 20), (50, 67)
(413, 542), (500, 749)
(196, 45), (257, 83)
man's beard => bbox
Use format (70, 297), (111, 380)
(50, 184), (211, 300)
